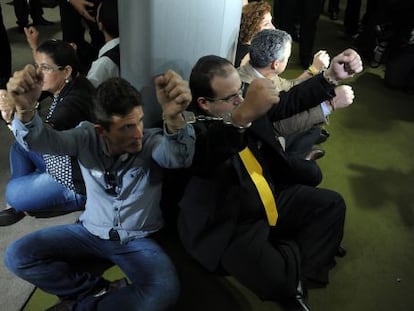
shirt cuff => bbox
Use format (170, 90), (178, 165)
(320, 101), (332, 117)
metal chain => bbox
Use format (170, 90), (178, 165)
(182, 111), (223, 124)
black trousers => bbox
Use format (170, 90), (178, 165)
(221, 185), (345, 302)
(58, 0), (104, 73)
(385, 45), (414, 92)
(274, 0), (325, 68)
(13, 0), (44, 27)
(0, 4), (11, 89)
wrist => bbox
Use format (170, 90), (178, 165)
(222, 111), (251, 129)
(15, 102), (39, 122)
(323, 70), (339, 86)
(15, 110), (36, 123)
(14, 102), (39, 114)
(162, 113), (186, 133)
(307, 64), (320, 76)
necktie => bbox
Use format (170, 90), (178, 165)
(239, 147), (278, 226)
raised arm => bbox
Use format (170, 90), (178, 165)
(6, 64), (43, 123)
(24, 26), (39, 60)
(154, 70), (192, 134)
(324, 48), (363, 84)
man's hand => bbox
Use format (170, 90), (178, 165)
(24, 26), (39, 51)
(154, 70), (192, 133)
(68, 0), (97, 22)
(7, 65), (43, 123)
(0, 90), (15, 124)
(311, 50), (330, 72)
(331, 85), (355, 110)
(232, 78), (280, 126)
(325, 48), (363, 83)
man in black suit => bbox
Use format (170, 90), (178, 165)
(177, 49), (363, 310)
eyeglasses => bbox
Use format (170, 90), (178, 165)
(34, 63), (64, 73)
(204, 85), (244, 104)
(104, 170), (118, 196)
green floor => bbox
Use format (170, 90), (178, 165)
(23, 8), (414, 311)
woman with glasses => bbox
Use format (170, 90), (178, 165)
(0, 39), (94, 226)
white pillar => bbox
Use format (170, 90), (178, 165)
(119, 0), (243, 127)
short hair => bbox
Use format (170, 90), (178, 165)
(36, 39), (80, 78)
(238, 1), (272, 44)
(249, 29), (292, 68)
(93, 77), (142, 130)
(98, 0), (119, 38)
(189, 55), (234, 110)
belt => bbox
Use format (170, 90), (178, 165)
(109, 229), (120, 241)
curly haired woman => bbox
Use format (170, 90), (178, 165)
(235, 1), (275, 67)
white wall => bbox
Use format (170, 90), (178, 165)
(118, 0), (243, 126)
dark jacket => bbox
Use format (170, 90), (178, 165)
(45, 75), (95, 194)
(178, 73), (335, 271)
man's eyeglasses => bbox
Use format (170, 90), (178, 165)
(104, 170), (118, 196)
(34, 63), (64, 73)
(204, 85), (244, 103)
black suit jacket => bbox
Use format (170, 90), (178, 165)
(178, 73), (335, 271)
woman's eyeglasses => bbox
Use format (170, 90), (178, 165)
(34, 63), (64, 73)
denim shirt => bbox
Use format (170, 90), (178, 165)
(12, 112), (195, 243)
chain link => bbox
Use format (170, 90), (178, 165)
(182, 111), (223, 124)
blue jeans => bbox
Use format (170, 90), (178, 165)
(6, 141), (85, 213)
(4, 223), (180, 311)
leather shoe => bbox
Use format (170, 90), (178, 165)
(305, 148), (325, 161)
(316, 128), (330, 144)
(281, 280), (310, 311)
(45, 299), (74, 311)
(45, 278), (129, 310)
(336, 245), (347, 258)
(329, 11), (339, 20)
(0, 208), (25, 226)
(32, 17), (54, 26)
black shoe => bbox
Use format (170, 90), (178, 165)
(338, 31), (359, 41)
(336, 245), (347, 258)
(32, 17), (54, 26)
(0, 208), (25, 226)
(281, 280), (310, 311)
(305, 148), (325, 161)
(92, 278), (129, 297)
(45, 299), (75, 311)
(329, 11), (339, 20)
(315, 128), (330, 144)
(17, 24), (29, 33)
(45, 278), (128, 310)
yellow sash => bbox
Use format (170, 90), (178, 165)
(239, 147), (278, 226)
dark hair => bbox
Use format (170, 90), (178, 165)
(250, 29), (292, 68)
(189, 55), (234, 110)
(93, 77), (142, 130)
(36, 39), (80, 78)
(98, 0), (119, 38)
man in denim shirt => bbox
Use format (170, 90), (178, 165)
(3, 66), (195, 310)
